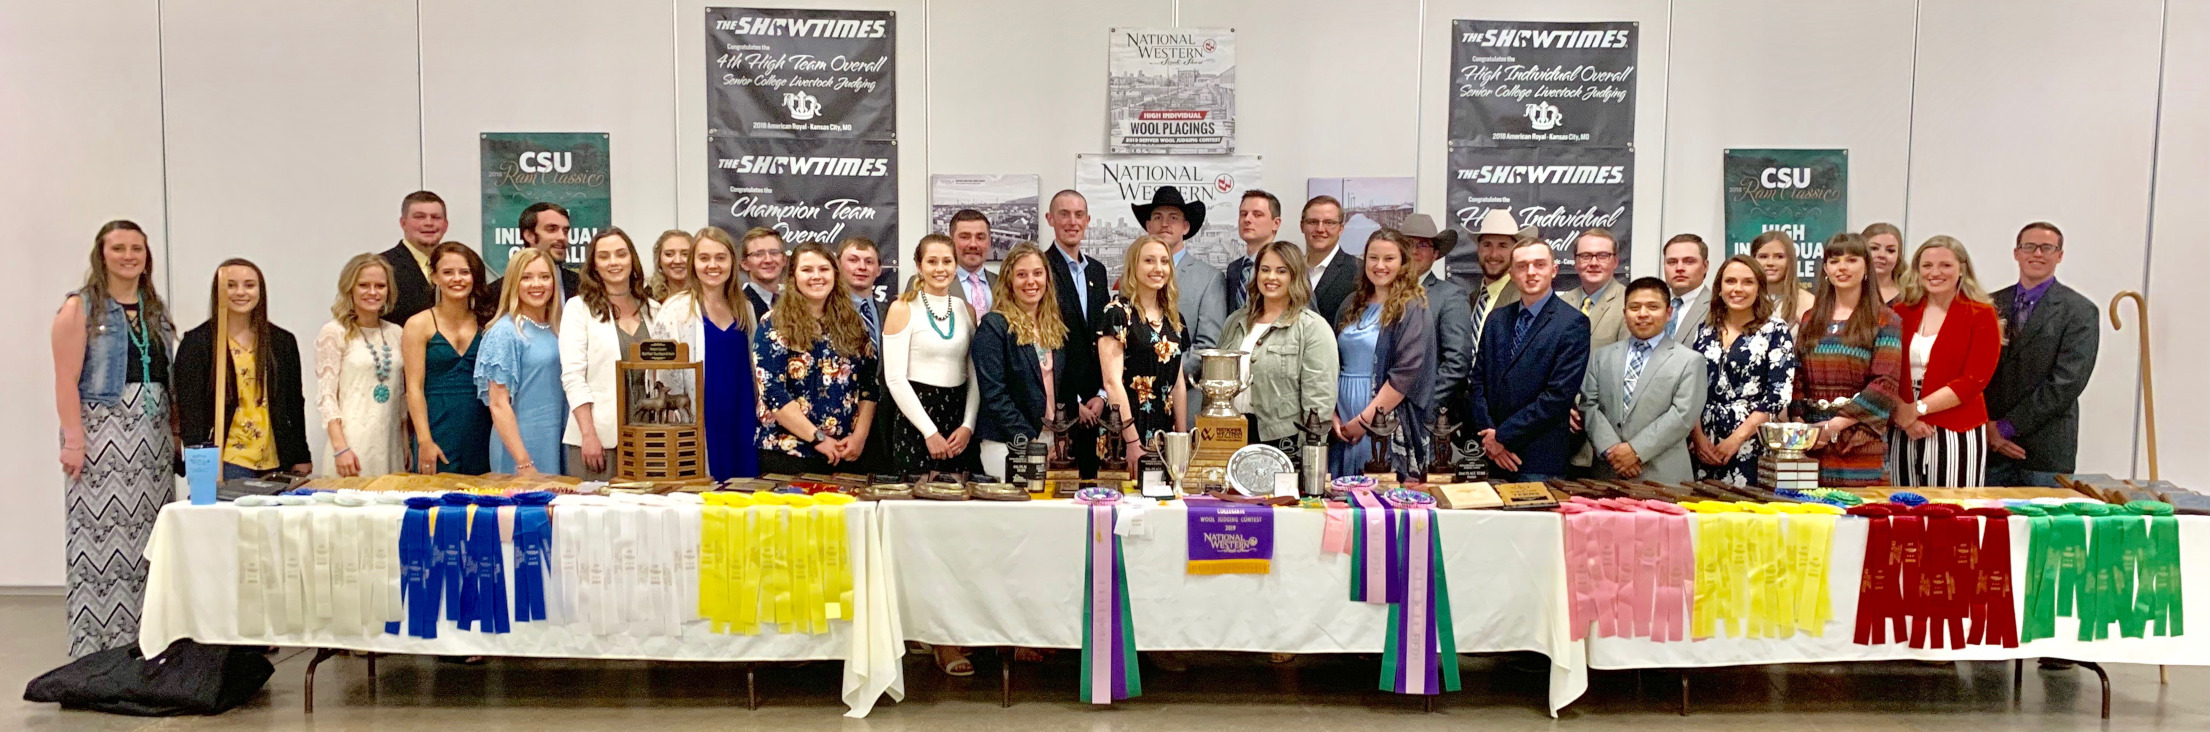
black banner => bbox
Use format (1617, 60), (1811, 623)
(1446, 145), (1634, 291)
(707, 137), (900, 298)
(706, 7), (896, 141)
(1448, 20), (1637, 148)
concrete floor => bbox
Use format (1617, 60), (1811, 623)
(3, 595), (2201, 730)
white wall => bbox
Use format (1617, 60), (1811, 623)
(8, 0), (2200, 586)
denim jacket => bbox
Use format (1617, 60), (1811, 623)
(72, 291), (175, 406)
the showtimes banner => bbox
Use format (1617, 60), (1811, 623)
(707, 137), (900, 297)
(479, 132), (610, 275)
(706, 7), (896, 141)
(1107, 27), (1236, 154)
(1446, 145), (1634, 291)
(1724, 148), (1848, 280)
(1448, 20), (1637, 148)
(1074, 154), (1262, 274)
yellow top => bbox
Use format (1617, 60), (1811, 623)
(222, 340), (279, 471)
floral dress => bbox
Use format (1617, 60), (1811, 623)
(1689, 316), (1799, 486)
(754, 316), (881, 457)
(1099, 296), (1184, 453)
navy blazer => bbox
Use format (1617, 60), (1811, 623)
(1466, 293), (1592, 476)
(973, 312), (1068, 444)
(1048, 245), (1111, 407)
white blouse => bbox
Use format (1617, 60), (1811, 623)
(884, 292), (980, 438)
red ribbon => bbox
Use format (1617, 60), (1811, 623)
(1909, 504), (1970, 650)
(1965, 507), (2020, 648)
(1849, 504), (1903, 645)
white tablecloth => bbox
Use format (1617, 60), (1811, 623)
(879, 500), (1588, 715)
(1587, 515), (2210, 669)
(138, 500), (905, 717)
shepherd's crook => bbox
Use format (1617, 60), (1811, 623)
(2109, 290), (2167, 685)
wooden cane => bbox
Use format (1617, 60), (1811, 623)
(2108, 290), (2166, 684)
(212, 304), (230, 459)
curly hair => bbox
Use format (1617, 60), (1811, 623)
(1338, 228), (1426, 330)
(1239, 240), (1311, 329)
(766, 242), (873, 358)
(989, 242), (1068, 350)
(1115, 235), (1183, 333)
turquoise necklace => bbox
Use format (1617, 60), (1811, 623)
(122, 293), (154, 417)
(919, 292), (957, 340)
(367, 326), (394, 403)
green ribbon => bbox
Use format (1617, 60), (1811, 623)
(2017, 502), (2186, 642)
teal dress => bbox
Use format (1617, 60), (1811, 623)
(474, 316), (567, 474)
(421, 331), (491, 474)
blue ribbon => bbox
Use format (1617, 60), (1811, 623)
(470, 495), (514, 634)
(399, 496), (440, 638)
(512, 492), (555, 623)
(436, 493), (473, 626)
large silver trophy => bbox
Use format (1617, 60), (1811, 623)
(1756, 422), (1822, 490)
(1189, 349), (1250, 489)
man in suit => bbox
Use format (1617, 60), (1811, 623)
(1402, 214), (1476, 451)
(948, 209), (998, 312)
(380, 190), (450, 326)
(1223, 190), (1281, 314)
(738, 227), (786, 324)
(1986, 221), (2100, 487)
(1561, 227), (1629, 350)
(1658, 234), (1710, 345)
(1468, 210), (1522, 326)
(1046, 190), (1110, 478)
(1135, 187), (1226, 431)
(1581, 276), (1708, 483)
(838, 237), (885, 348)
(1468, 237), (1592, 482)
(1302, 195), (1360, 321)
(489, 202), (581, 300)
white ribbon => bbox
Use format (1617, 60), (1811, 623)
(332, 510), (362, 633)
(278, 508), (310, 635)
(236, 507), (271, 636)
(309, 508), (336, 630)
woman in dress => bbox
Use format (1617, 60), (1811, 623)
(316, 254), (407, 477)
(1863, 222), (1905, 305)
(1329, 229), (1434, 480)
(560, 228), (656, 480)
(1790, 233), (1904, 487)
(1099, 235), (1186, 468)
(656, 226), (760, 480)
(974, 242), (1069, 478)
(476, 248), (567, 475)
(1888, 236), (2004, 487)
(404, 242), (495, 474)
(174, 259), (312, 481)
(754, 242), (879, 474)
(648, 229), (694, 302)
(883, 234), (981, 475)
(50, 220), (176, 657)
(1689, 255), (1798, 486)
(1218, 240), (1338, 462)
(1751, 231), (1815, 322)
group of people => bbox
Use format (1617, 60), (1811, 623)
(49, 185), (2099, 662)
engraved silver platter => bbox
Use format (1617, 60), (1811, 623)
(1226, 444), (1296, 497)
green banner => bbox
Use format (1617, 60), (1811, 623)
(481, 132), (611, 276)
(1723, 149), (1846, 282)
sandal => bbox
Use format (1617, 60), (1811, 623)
(1014, 647), (1046, 663)
(936, 647), (975, 677)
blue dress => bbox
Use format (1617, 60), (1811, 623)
(1329, 303), (1384, 478)
(703, 316), (760, 480)
(475, 315), (567, 474)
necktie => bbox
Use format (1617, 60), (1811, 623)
(1469, 288), (1491, 357)
(859, 299), (879, 346)
(966, 273), (990, 310)
(1664, 296), (1685, 340)
(1513, 306), (1536, 359)
(1581, 295), (1595, 315)
(1624, 340), (1652, 406)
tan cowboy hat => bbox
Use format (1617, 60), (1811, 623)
(1472, 209), (1520, 238)
(1515, 224), (1542, 243)
(1397, 213), (1460, 257)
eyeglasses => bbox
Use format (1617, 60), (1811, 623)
(2015, 243), (2061, 254)
(1300, 218), (1343, 228)
(1577, 252), (1617, 261)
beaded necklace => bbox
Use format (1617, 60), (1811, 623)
(366, 324), (395, 403)
(918, 291), (957, 340)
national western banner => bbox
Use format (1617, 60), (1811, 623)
(706, 7), (896, 141)
(1074, 154), (1262, 275)
(707, 137), (899, 299)
(1107, 27), (1236, 154)
(1446, 145), (1633, 291)
(1724, 149), (1848, 280)
(1448, 20), (1638, 148)
(480, 132), (610, 275)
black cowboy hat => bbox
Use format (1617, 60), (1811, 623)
(1132, 187), (1206, 236)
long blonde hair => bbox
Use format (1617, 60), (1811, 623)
(496, 247), (563, 336)
(647, 229), (692, 301)
(766, 242), (873, 358)
(1750, 230), (1805, 320)
(329, 253), (394, 335)
(683, 226), (755, 332)
(1338, 229), (1427, 329)
(1116, 234), (1183, 333)
(989, 242), (1067, 349)
(1897, 235), (1992, 306)
(79, 220), (173, 336)
(1241, 240), (1312, 329)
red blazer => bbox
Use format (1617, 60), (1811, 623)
(1893, 297), (2002, 431)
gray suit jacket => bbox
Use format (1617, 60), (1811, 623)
(1176, 252), (1228, 428)
(1659, 288), (1710, 348)
(949, 268), (998, 308)
(1561, 280), (1629, 352)
(1580, 338), (1707, 484)
(1986, 281), (2099, 473)
(1423, 274), (1476, 413)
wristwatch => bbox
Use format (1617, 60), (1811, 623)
(1915, 400), (1929, 416)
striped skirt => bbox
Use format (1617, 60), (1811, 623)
(1888, 424), (1988, 488)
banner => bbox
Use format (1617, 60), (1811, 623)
(1184, 498), (1273, 575)
(929, 174), (1040, 262)
(705, 7), (896, 141)
(1446, 145), (1633, 291)
(1074, 154), (1262, 275)
(480, 132), (610, 275)
(1107, 27), (1236, 154)
(707, 136), (899, 296)
(1306, 177), (1415, 258)
(1448, 20), (1638, 148)
(1724, 149), (1848, 280)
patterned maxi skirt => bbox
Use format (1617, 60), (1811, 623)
(67, 383), (173, 657)
(889, 381), (981, 476)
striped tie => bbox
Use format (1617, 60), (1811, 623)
(1624, 340), (1652, 406)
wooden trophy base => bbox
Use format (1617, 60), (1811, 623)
(1189, 414), (1248, 492)
(618, 425), (704, 482)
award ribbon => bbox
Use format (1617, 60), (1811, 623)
(1963, 507), (2018, 648)
(1349, 490), (1392, 604)
(399, 496), (440, 639)
(1077, 487), (1140, 704)
(236, 506), (272, 636)
(511, 492), (554, 624)
(435, 493), (472, 625)
(468, 495), (513, 634)
(1378, 506), (1462, 695)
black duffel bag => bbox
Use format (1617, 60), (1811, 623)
(23, 639), (274, 716)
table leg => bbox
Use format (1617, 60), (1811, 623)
(1000, 648), (1012, 708)
(2161, 665), (2169, 685)
(2078, 662), (2110, 719)
(304, 648), (342, 714)
(2012, 659), (2022, 704)
(746, 663), (758, 710)
(1679, 671), (1690, 716)
(1423, 695), (1434, 713)
(365, 653), (378, 700)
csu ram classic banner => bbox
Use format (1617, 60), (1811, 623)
(708, 136), (900, 299)
(1446, 145), (1634, 292)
